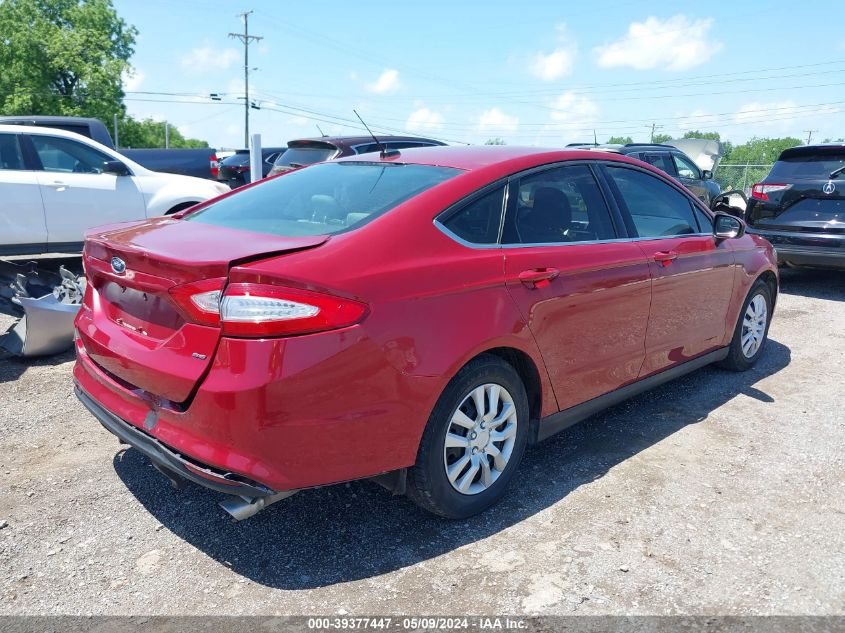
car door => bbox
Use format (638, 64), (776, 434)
(601, 164), (736, 377)
(0, 132), (47, 251)
(501, 163), (652, 411)
(28, 134), (146, 247)
(671, 151), (708, 202)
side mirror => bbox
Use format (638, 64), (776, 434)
(103, 160), (130, 176)
(702, 169), (713, 180)
(713, 212), (745, 240)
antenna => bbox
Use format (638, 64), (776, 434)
(353, 109), (397, 158)
(316, 124), (326, 137)
(593, 129), (597, 145)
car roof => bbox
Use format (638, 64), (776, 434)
(779, 143), (845, 160)
(334, 144), (647, 173)
(0, 123), (98, 140)
(289, 135), (446, 148)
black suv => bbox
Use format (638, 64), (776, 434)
(268, 135), (446, 177)
(569, 143), (721, 204)
(746, 144), (845, 270)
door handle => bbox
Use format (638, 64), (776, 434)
(48, 181), (68, 191)
(653, 250), (678, 267)
(518, 267), (560, 289)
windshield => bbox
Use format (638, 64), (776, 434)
(187, 161), (460, 237)
(274, 146), (338, 168)
(768, 153), (845, 180)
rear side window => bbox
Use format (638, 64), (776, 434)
(606, 166), (699, 237)
(440, 186), (504, 244)
(188, 161), (460, 237)
(640, 153), (677, 176)
(503, 164), (616, 244)
(769, 153), (845, 180)
(0, 134), (25, 170)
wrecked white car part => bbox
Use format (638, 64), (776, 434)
(0, 262), (84, 357)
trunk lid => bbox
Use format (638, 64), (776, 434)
(79, 217), (328, 402)
(749, 181), (845, 233)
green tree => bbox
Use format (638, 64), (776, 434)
(118, 117), (209, 149)
(0, 0), (137, 122)
(682, 130), (721, 141)
(652, 133), (673, 144)
(607, 136), (633, 144)
(722, 136), (802, 165)
(484, 137), (506, 145)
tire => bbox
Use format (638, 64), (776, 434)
(406, 354), (530, 518)
(719, 279), (773, 372)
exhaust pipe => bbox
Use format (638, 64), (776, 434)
(219, 490), (298, 521)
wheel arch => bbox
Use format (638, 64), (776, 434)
(757, 269), (778, 309)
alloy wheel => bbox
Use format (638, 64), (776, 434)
(443, 383), (518, 495)
(741, 294), (768, 358)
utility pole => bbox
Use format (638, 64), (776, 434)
(648, 122), (663, 143)
(804, 129), (817, 145)
(229, 11), (262, 147)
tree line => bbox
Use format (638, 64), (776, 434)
(0, 0), (209, 148)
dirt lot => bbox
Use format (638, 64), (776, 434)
(0, 267), (843, 615)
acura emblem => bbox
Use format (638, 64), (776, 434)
(111, 257), (126, 274)
(823, 181), (836, 195)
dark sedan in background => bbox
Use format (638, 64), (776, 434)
(217, 147), (286, 189)
(746, 144), (845, 270)
(267, 135), (446, 177)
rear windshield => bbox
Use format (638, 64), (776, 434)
(222, 152), (249, 166)
(769, 153), (845, 180)
(187, 161), (460, 236)
(274, 146), (338, 168)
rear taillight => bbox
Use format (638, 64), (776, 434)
(210, 153), (219, 178)
(168, 278), (226, 327)
(168, 280), (367, 337)
(751, 183), (791, 201)
(221, 283), (367, 337)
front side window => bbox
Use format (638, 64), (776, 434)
(606, 166), (699, 237)
(440, 186), (504, 245)
(0, 134), (25, 170)
(31, 135), (111, 174)
(188, 161), (460, 237)
(673, 153), (700, 179)
(503, 164), (616, 244)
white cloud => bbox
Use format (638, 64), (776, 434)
(122, 68), (144, 92)
(366, 69), (401, 94)
(677, 109), (713, 131)
(406, 107), (444, 131)
(548, 91), (600, 127)
(529, 23), (577, 81)
(594, 15), (722, 71)
(478, 107), (519, 133)
(182, 46), (239, 72)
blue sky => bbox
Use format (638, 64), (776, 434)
(116, 0), (845, 150)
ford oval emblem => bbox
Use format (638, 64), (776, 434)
(111, 257), (126, 274)
(823, 181), (836, 195)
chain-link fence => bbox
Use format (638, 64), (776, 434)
(714, 164), (774, 195)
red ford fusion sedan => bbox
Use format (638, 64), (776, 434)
(73, 146), (778, 520)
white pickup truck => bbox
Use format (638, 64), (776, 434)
(0, 124), (229, 255)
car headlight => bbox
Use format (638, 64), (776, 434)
(213, 182), (231, 194)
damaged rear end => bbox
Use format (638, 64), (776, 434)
(74, 216), (331, 518)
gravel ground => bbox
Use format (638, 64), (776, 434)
(0, 267), (843, 616)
